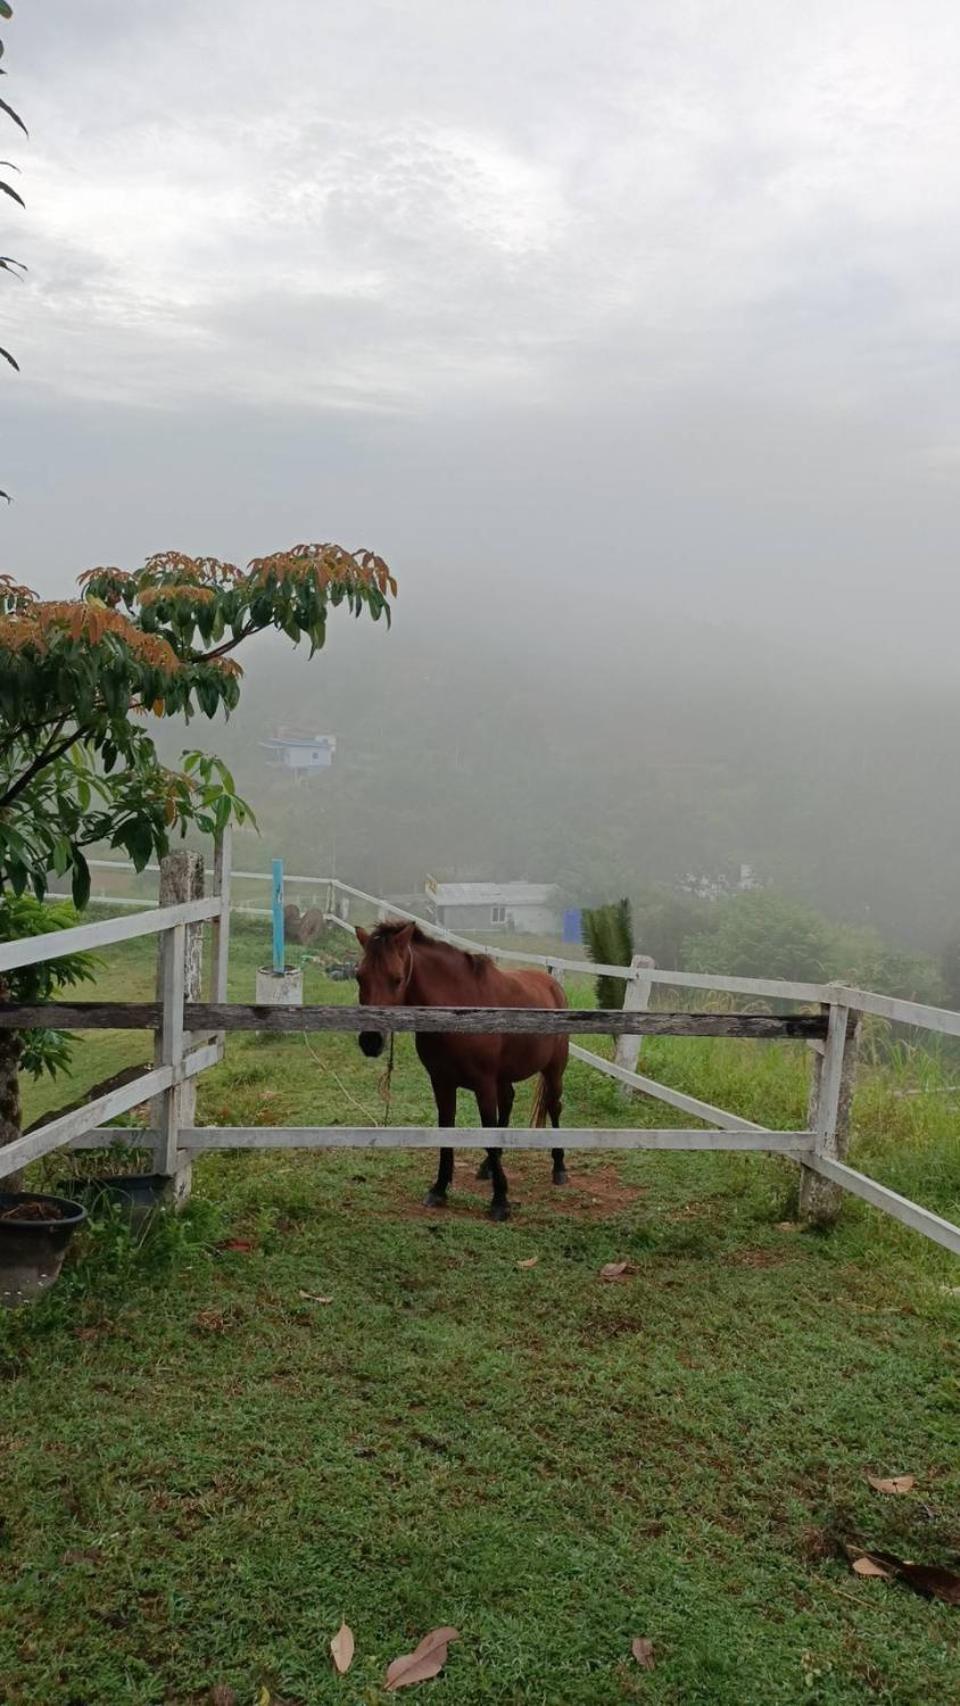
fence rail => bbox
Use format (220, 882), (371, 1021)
(3, 844), (959, 1260)
(0, 1002), (829, 1039)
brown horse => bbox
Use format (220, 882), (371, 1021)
(355, 920), (569, 1220)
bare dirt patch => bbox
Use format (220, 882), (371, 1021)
(722, 1247), (792, 1269)
(380, 1153), (647, 1221)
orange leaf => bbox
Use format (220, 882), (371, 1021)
(631, 1637), (656, 1670)
(330, 1622), (355, 1675)
(385, 1627), (460, 1691)
(867, 1474), (915, 1495)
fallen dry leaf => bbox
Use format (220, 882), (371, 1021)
(631, 1636), (656, 1670)
(852, 1555), (892, 1579)
(257, 1689), (271, 1706)
(867, 1474), (915, 1495)
(73, 1326), (101, 1341)
(330, 1622), (355, 1675)
(217, 1237), (255, 1253)
(516, 1257), (539, 1270)
(209, 1688), (237, 1706)
(61, 1547), (101, 1566)
(194, 1309), (228, 1334)
(776, 1220), (799, 1231)
(385, 1626), (460, 1691)
(299, 1291), (334, 1304)
(600, 1260), (636, 1281)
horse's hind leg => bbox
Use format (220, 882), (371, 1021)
(478, 1081), (514, 1178)
(424, 1080), (456, 1208)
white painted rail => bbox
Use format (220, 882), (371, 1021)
(0, 1043), (219, 1179)
(0, 896), (222, 972)
(177, 1125), (814, 1153)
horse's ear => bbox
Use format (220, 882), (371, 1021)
(396, 921), (416, 948)
(355, 926), (370, 947)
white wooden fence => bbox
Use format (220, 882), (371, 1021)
(4, 841), (959, 1258)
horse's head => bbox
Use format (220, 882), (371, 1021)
(354, 921), (416, 1057)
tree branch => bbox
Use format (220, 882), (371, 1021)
(192, 621), (256, 663)
(0, 722), (86, 810)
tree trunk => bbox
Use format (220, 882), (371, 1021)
(0, 1020), (24, 1193)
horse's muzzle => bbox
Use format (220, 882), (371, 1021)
(358, 1031), (385, 1059)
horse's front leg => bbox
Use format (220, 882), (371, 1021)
(424, 1079), (456, 1208)
(478, 1087), (510, 1222)
(477, 1080), (513, 1180)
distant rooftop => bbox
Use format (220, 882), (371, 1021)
(260, 735), (336, 750)
(426, 880), (559, 906)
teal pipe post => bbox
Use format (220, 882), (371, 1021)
(272, 859), (284, 972)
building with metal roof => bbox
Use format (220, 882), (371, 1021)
(424, 877), (561, 935)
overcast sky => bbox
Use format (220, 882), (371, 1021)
(2, 0), (959, 674)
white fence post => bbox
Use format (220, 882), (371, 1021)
(211, 827), (232, 1050)
(799, 994), (861, 1226)
(614, 955), (655, 1078)
(153, 850), (204, 1204)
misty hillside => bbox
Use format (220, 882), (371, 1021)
(159, 590), (959, 958)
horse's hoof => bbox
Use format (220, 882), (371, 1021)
(552, 1169), (569, 1187)
(476, 1160), (492, 1181)
(423, 1189), (448, 1209)
(488, 1199), (511, 1222)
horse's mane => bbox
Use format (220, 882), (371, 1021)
(367, 918), (489, 974)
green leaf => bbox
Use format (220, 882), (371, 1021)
(0, 5), (13, 22)
(71, 853), (91, 910)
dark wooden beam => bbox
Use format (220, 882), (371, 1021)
(0, 1001), (829, 1040)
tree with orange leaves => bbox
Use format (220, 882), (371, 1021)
(0, 544), (397, 906)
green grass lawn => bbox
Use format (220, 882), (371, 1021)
(2, 916), (959, 1704)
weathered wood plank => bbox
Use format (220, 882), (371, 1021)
(0, 1002), (830, 1038)
(178, 1125), (815, 1153)
(0, 895), (222, 973)
(0, 1042), (219, 1179)
(569, 1044), (768, 1131)
(803, 1155), (960, 1257)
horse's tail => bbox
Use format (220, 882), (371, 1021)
(531, 1073), (550, 1128)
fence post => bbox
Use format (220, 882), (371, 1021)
(799, 994), (861, 1226)
(211, 826), (232, 1009)
(153, 850), (204, 1205)
(614, 955), (655, 1079)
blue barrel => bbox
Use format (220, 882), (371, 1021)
(562, 908), (583, 945)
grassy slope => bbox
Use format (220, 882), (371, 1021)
(0, 918), (958, 1705)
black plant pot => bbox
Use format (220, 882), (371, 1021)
(0, 1191), (87, 1307)
(56, 1173), (168, 1230)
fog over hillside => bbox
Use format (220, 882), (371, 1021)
(5, 0), (960, 955)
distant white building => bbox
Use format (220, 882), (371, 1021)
(679, 863), (764, 902)
(260, 733), (336, 777)
(425, 877), (561, 935)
